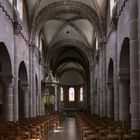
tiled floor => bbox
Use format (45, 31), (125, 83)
(48, 117), (78, 140)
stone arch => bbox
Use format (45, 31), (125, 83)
(107, 58), (114, 119)
(118, 37), (130, 121)
(32, 1), (103, 42)
(46, 40), (91, 66)
(18, 61), (29, 120)
(0, 42), (12, 74)
(0, 42), (13, 121)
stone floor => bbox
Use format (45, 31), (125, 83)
(48, 117), (78, 140)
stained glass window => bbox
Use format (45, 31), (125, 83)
(60, 87), (63, 101)
(80, 87), (83, 101)
(69, 87), (75, 101)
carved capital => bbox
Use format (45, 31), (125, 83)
(118, 69), (130, 82)
(106, 82), (113, 88)
(13, 20), (22, 35)
(20, 83), (29, 92)
(89, 65), (94, 71)
(1, 73), (14, 86)
(117, 74), (130, 82)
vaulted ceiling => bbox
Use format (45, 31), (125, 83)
(25, 0), (107, 84)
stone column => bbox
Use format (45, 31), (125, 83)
(54, 86), (58, 111)
(130, 0), (140, 129)
(83, 82), (88, 111)
(118, 75), (130, 121)
(29, 46), (33, 118)
(38, 92), (41, 115)
(36, 89), (39, 116)
(34, 91), (37, 117)
(94, 91), (97, 114)
(75, 87), (79, 111)
(96, 91), (100, 115)
(89, 65), (94, 113)
(13, 78), (18, 121)
(57, 87), (60, 112)
(63, 87), (67, 110)
(100, 92), (103, 116)
(107, 82), (114, 118)
(20, 84), (29, 118)
(114, 75), (119, 121)
(2, 75), (14, 121)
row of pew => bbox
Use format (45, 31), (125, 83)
(0, 112), (63, 140)
(76, 112), (140, 140)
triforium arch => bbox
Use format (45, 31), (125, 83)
(32, 1), (103, 43)
(18, 61), (29, 120)
(107, 58), (114, 119)
(0, 42), (13, 121)
(118, 37), (130, 121)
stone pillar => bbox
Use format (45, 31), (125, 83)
(63, 87), (67, 110)
(75, 87), (79, 111)
(20, 84), (29, 118)
(83, 83), (88, 111)
(54, 86), (58, 111)
(38, 92), (41, 115)
(114, 75), (119, 121)
(107, 82), (114, 118)
(2, 75), (14, 121)
(29, 46), (33, 118)
(96, 92), (100, 115)
(33, 91), (37, 117)
(13, 78), (18, 121)
(130, 0), (140, 129)
(36, 89), (39, 116)
(118, 75), (130, 121)
(100, 92), (103, 116)
(89, 65), (94, 113)
(94, 91), (97, 114)
(57, 87), (60, 112)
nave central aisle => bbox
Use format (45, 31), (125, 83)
(48, 118), (78, 140)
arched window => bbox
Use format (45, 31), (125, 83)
(96, 37), (99, 51)
(110, 0), (116, 17)
(69, 87), (75, 101)
(39, 36), (43, 52)
(60, 87), (64, 101)
(17, 0), (23, 20)
(80, 87), (83, 101)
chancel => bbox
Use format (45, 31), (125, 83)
(0, 0), (140, 140)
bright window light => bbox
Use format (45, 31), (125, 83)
(69, 87), (75, 101)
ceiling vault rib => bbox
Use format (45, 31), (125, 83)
(47, 18), (91, 48)
(68, 22), (91, 46)
(29, 0), (42, 41)
(92, 0), (103, 22)
(33, 1), (102, 42)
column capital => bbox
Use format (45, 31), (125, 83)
(1, 73), (14, 85)
(106, 82), (113, 88)
(117, 74), (130, 82)
(20, 83), (29, 91)
(89, 64), (95, 71)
